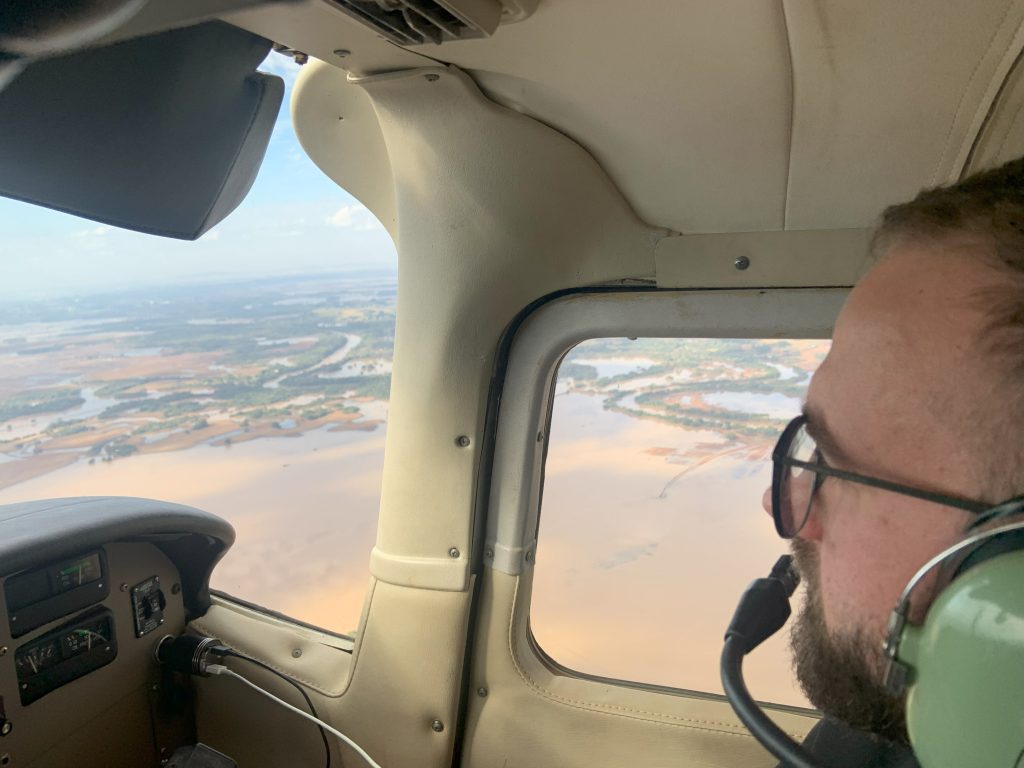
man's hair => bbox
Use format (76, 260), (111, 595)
(872, 157), (1024, 500)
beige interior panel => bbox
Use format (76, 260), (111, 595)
(655, 229), (873, 288)
(462, 568), (817, 768)
(965, 40), (1024, 174)
(349, 64), (658, 568)
(193, 580), (473, 768)
(784, 0), (1024, 230)
(292, 59), (397, 240)
(410, 0), (795, 234)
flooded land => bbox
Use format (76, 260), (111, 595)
(0, 274), (827, 707)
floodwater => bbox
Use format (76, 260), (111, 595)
(534, 392), (808, 707)
(0, 420), (387, 636)
(0, 391), (809, 708)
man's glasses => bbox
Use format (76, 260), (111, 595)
(769, 414), (1020, 539)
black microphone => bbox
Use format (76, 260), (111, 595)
(721, 556), (825, 768)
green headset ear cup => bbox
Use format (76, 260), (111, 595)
(899, 549), (1024, 768)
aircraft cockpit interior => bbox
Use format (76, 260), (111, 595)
(1, 1), (1024, 767)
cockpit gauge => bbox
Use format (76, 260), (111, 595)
(52, 553), (102, 592)
(15, 609), (117, 705)
(5, 549), (110, 638)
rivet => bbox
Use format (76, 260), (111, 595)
(477, 687), (488, 697)
(455, 435), (471, 448)
(425, 73), (440, 82)
(448, 547), (460, 559)
(98, 583), (104, 589)
(734, 255), (751, 271)
(524, 550), (533, 563)
(333, 49), (351, 58)
(1, 753), (9, 765)
(119, 583), (129, 592)
(536, 431), (544, 442)
(484, 547), (494, 559)
(0, 646), (7, 657)
(431, 719), (444, 732)
(1, 721), (12, 736)
(171, 583), (181, 595)
(292, 649), (302, 658)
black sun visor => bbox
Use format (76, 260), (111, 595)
(0, 21), (284, 240)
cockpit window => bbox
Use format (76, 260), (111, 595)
(0, 52), (397, 635)
(531, 337), (829, 707)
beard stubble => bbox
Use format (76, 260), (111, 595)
(789, 539), (910, 744)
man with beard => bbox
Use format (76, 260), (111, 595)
(761, 156), (1024, 767)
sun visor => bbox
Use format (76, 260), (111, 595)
(0, 21), (284, 240)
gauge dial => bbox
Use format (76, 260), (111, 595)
(15, 639), (59, 676)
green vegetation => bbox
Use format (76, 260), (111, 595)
(559, 362), (599, 381)
(0, 388), (85, 421)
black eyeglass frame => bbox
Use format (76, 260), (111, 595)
(770, 414), (1024, 539)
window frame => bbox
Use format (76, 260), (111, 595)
(482, 287), (845, 708)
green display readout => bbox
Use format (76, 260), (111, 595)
(52, 553), (102, 592)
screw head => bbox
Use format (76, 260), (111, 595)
(0, 646), (7, 657)
(455, 435), (471, 448)
(1, 721), (12, 736)
(524, 550), (533, 563)
(477, 687), (488, 697)
(484, 547), (494, 559)
(431, 719), (444, 732)
(734, 255), (751, 271)
(119, 583), (129, 592)
(425, 73), (440, 82)
(171, 583), (181, 595)
(448, 547), (460, 559)
(333, 49), (351, 58)
(292, 649), (303, 658)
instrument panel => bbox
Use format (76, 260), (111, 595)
(0, 542), (188, 767)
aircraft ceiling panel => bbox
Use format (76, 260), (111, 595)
(783, 0), (1024, 231)
(416, 0), (1024, 234)
(419, 0), (794, 235)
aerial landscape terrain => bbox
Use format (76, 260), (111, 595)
(0, 272), (395, 490)
(0, 273), (826, 705)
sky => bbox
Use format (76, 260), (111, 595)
(0, 53), (397, 301)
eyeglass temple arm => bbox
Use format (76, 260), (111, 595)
(784, 458), (991, 516)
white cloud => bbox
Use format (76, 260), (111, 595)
(326, 203), (382, 231)
(72, 225), (112, 238)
